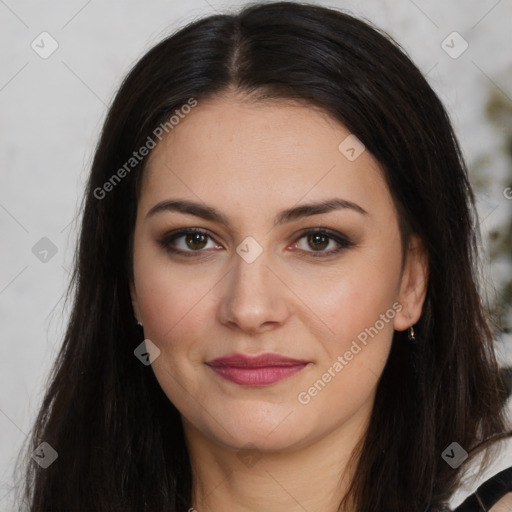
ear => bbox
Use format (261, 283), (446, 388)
(393, 234), (429, 332)
(129, 279), (142, 324)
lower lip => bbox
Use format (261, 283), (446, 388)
(207, 364), (308, 386)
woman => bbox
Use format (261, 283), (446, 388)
(17, 2), (512, 511)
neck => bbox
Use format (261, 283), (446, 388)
(183, 406), (370, 512)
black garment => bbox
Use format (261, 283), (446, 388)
(452, 466), (512, 511)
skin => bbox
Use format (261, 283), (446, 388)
(489, 493), (512, 512)
(129, 95), (429, 512)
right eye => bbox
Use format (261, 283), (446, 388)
(157, 228), (222, 257)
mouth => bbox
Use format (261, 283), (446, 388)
(205, 352), (311, 387)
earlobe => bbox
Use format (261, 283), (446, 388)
(393, 234), (429, 332)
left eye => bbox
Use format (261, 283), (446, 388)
(157, 228), (353, 257)
(293, 230), (354, 257)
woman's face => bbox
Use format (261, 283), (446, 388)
(130, 96), (428, 453)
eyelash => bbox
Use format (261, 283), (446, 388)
(157, 227), (355, 258)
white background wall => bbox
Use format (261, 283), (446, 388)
(1, 0), (511, 510)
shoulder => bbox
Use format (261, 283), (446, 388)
(451, 466), (512, 511)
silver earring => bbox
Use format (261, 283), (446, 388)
(136, 320), (143, 327)
(407, 326), (416, 341)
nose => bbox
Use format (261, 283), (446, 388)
(216, 247), (292, 335)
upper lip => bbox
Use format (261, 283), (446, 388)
(205, 352), (310, 367)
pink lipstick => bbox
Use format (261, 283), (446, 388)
(205, 353), (310, 386)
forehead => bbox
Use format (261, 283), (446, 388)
(140, 96), (393, 222)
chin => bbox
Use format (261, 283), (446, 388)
(205, 412), (313, 453)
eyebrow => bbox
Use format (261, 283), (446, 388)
(145, 197), (368, 227)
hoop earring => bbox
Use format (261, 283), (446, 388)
(407, 326), (416, 341)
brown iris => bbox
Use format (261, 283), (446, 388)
(186, 232), (208, 250)
(307, 233), (329, 251)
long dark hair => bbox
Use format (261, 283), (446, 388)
(16, 2), (511, 511)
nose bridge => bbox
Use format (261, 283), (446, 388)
(230, 244), (274, 307)
(233, 247), (270, 293)
(217, 243), (289, 332)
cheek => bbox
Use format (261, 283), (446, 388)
(133, 251), (209, 350)
(133, 257), (213, 408)
(311, 247), (402, 346)
(312, 284), (397, 392)
(299, 271), (398, 417)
